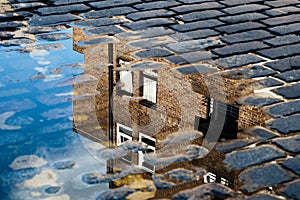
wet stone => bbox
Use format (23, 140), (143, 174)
(122, 18), (176, 31)
(134, 48), (173, 59)
(263, 14), (300, 26)
(175, 64), (217, 75)
(273, 134), (300, 153)
(0, 11), (32, 20)
(126, 9), (174, 21)
(53, 161), (75, 170)
(264, 34), (300, 47)
(265, 56), (300, 72)
(171, 2), (224, 13)
(133, 1), (181, 10)
(265, 6), (300, 17)
(84, 26), (123, 36)
(219, 13), (268, 24)
(177, 10), (224, 22)
(241, 96), (282, 107)
(77, 37), (114, 47)
(81, 7), (137, 19)
(278, 180), (300, 200)
(281, 157), (300, 176)
(171, 29), (219, 41)
(166, 168), (195, 182)
(166, 39), (222, 53)
(90, 0), (141, 9)
(246, 194), (284, 200)
(224, 145), (286, 170)
(71, 18), (123, 28)
(11, 2), (46, 11)
(212, 41), (269, 56)
(37, 4), (90, 15)
(264, 100), (300, 118)
(229, 65), (276, 79)
(239, 163), (295, 193)
(275, 69), (300, 82)
(221, 30), (273, 44)
(214, 54), (264, 69)
(116, 27), (174, 40)
(165, 51), (213, 65)
(95, 186), (135, 200)
(272, 83), (300, 99)
(265, 0), (300, 8)
(45, 186), (61, 194)
(0, 21), (24, 30)
(127, 36), (176, 49)
(221, 0), (263, 6)
(257, 77), (284, 88)
(53, 0), (96, 5)
(26, 26), (67, 34)
(216, 21), (266, 34)
(269, 22), (300, 35)
(37, 33), (72, 41)
(0, 32), (15, 39)
(29, 14), (80, 26)
(257, 43), (300, 59)
(216, 139), (254, 153)
(173, 183), (241, 200)
(247, 126), (279, 140)
(171, 19), (224, 32)
(222, 4), (269, 15)
(153, 175), (176, 189)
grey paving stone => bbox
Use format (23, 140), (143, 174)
(173, 183), (241, 200)
(269, 22), (300, 35)
(127, 36), (176, 49)
(257, 43), (300, 59)
(264, 34), (300, 46)
(53, 0), (96, 5)
(77, 37), (114, 47)
(223, 4), (269, 15)
(265, 56), (300, 72)
(170, 29), (219, 41)
(37, 33), (72, 41)
(178, 0), (218, 3)
(90, 0), (141, 9)
(246, 194), (285, 200)
(177, 10), (224, 22)
(81, 7), (137, 19)
(220, 13), (268, 24)
(175, 64), (218, 75)
(264, 100), (300, 118)
(71, 18), (123, 27)
(29, 14), (80, 26)
(37, 4), (90, 15)
(222, 65), (276, 79)
(216, 139), (254, 153)
(216, 21), (265, 34)
(221, 0), (263, 6)
(212, 41), (269, 56)
(0, 31), (15, 39)
(165, 51), (213, 65)
(241, 96), (282, 107)
(171, 19), (224, 32)
(273, 83), (300, 99)
(0, 38), (35, 46)
(262, 14), (300, 26)
(84, 26), (123, 36)
(167, 38), (222, 53)
(267, 114), (300, 134)
(126, 9), (175, 21)
(273, 134), (300, 152)
(170, 2), (224, 13)
(247, 126), (279, 140)
(275, 69), (300, 82)
(265, 6), (300, 17)
(116, 27), (174, 40)
(0, 11), (32, 20)
(224, 145), (286, 170)
(239, 163), (295, 193)
(265, 0), (300, 8)
(278, 180), (300, 200)
(0, 21), (24, 29)
(257, 77), (284, 87)
(133, 1), (181, 10)
(11, 2), (46, 10)
(281, 157), (300, 176)
(214, 54), (265, 69)
(221, 30), (273, 44)
(122, 18), (176, 30)
(133, 48), (173, 59)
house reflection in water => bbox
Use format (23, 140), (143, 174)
(71, 27), (271, 198)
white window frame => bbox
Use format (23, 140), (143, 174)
(204, 172), (216, 183)
(141, 70), (157, 104)
(116, 123), (132, 146)
(138, 133), (156, 173)
(119, 70), (133, 94)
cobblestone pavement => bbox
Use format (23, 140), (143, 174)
(1, 0), (300, 199)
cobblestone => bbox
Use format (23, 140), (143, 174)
(272, 83), (300, 99)
(116, 27), (174, 40)
(171, 19), (224, 32)
(216, 21), (265, 34)
(262, 14), (300, 26)
(273, 134), (300, 153)
(221, 30), (273, 44)
(247, 126), (279, 140)
(90, 0), (142, 9)
(214, 54), (265, 69)
(177, 10), (224, 22)
(278, 180), (300, 200)
(165, 51), (213, 65)
(239, 163), (295, 193)
(264, 100), (300, 118)
(167, 38), (222, 53)
(212, 41), (269, 56)
(133, 48), (173, 59)
(81, 7), (137, 19)
(171, 29), (219, 41)
(171, 2), (224, 13)
(222, 4), (269, 15)
(264, 34), (300, 46)
(37, 4), (90, 15)
(269, 22), (300, 35)
(0, 21), (24, 30)
(122, 18), (176, 30)
(126, 9), (175, 21)
(71, 18), (123, 28)
(53, 0), (96, 5)
(265, 56), (300, 72)
(11, 2), (46, 10)
(133, 1), (181, 10)
(257, 77), (284, 87)
(29, 14), (80, 26)
(216, 139), (255, 153)
(275, 69), (300, 82)
(241, 96), (282, 107)
(224, 145), (285, 170)
(219, 13), (268, 24)
(265, 0), (300, 7)
(84, 26), (124, 36)
(221, 0), (264, 6)
(257, 43), (300, 59)
(281, 157), (300, 176)
(246, 194), (284, 200)
(127, 36), (176, 49)
(265, 6), (300, 16)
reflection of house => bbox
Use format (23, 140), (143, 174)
(71, 27), (272, 196)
